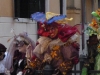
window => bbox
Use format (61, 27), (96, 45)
(60, 0), (63, 14)
(98, 0), (100, 8)
(14, 0), (45, 18)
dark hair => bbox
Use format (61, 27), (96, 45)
(0, 43), (7, 52)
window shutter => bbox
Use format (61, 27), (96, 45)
(98, 0), (100, 8)
(14, 0), (20, 18)
(28, 0), (40, 18)
(14, 0), (45, 18)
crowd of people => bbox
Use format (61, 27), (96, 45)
(0, 12), (80, 75)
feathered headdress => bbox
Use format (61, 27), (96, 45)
(31, 12), (81, 42)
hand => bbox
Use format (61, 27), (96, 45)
(26, 44), (32, 51)
(26, 44), (32, 59)
(5, 68), (11, 75)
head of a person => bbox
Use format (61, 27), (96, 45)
(38, 22), (60, 39)
(0, 43), (7, 61)
(15, 33), (31, 53)
(47, 23), (59, 39)
(5, 32), (35, 70)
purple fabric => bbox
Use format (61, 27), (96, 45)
(46, 41), (80, 74)
(61, 45), (79, 60)
(5, 32), (36, 70)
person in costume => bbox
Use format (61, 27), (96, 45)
(5, 32), (35, 75)
(30, 12), (80, 75)
(84, 9), (100, 75)
(93, 9), (100, 75)
(0, 43), (11, 75)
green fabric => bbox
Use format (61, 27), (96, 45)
(81, 67), (88, 75)
(85, 26), (97, 36)
(91, 11), (100, 21)
(91, 11), (99, 17)
(94, 53), (100, 75)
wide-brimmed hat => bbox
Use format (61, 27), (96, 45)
(31, 12), (73, 24)
(31, 12), (81, 42)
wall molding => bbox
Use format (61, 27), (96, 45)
(0, 17), (36, 24)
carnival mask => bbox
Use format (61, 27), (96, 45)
(16, 36), (29, 47)
(16, 41), (26, 47)
(15, 36), (29, 53)
(48, 26), (58, 39)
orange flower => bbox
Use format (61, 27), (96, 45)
(52, 45), (60, 51)
(60, 62), (66, 67)
(29, 62), (36, 68)
(89, 19), (99, 29)
(98, 44), (100, 48)
(96, 9), (100, 16)
(50, 51), (57, 58)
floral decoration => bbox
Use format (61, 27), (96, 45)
(97, 44), (100, 52)
(50, 51), (57, 58)
(52, 45), (60, 51)
(86, 9), (100, 54)
(86, 9), (100, 37)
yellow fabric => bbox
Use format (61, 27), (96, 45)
(46, 12), (73, 24)
(56, 18), (73, 24)
(46, 12), (59, 20)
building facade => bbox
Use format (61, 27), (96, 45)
(0, 0), (99, 56)
(0, 0), (66, 48)
(0, 0), (99, 74)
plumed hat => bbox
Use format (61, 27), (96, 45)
(31, 12), (72, 24)
(31, 12), (81, 42)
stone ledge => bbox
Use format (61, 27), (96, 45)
(67, 9), (81, 14)
(0, 17), (37, 24)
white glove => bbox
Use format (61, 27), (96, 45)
(17, 71), (23, 75)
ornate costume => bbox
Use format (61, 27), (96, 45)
(6, 32), (35, 75)
(6, 12), (80, 75)
(84, 9), (100, 75)
(30, 12), (81, 75)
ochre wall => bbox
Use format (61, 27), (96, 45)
(74, 0), (81, 9)
(67, 0), (74, 8)
(67, 0), (81, 25)
(85, 0), (98, 23)
(49, 0), (60, 14)
(0, 0), (60, 17)
(0, 0), (13, 17)
(85, 0), (93, 23)
(67, 10), (81, 25)
(67, 0), (81, 44)
(94, 0), (98, 10)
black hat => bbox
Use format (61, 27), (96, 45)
(0, 43), (7, 52)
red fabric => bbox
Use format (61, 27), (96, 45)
(72, 56), (79, 64)
(71, 42), (80, 50)
(73, 24), (82, 34)
(31, 55), (37, 61)
(71, 42), (80, 64)
(37, 22), (50, 37)
(37, 22), (81, 42)
(58, 26), (78, 42)
(38, 29), (50, 37)
(23, 70), (26, 74)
